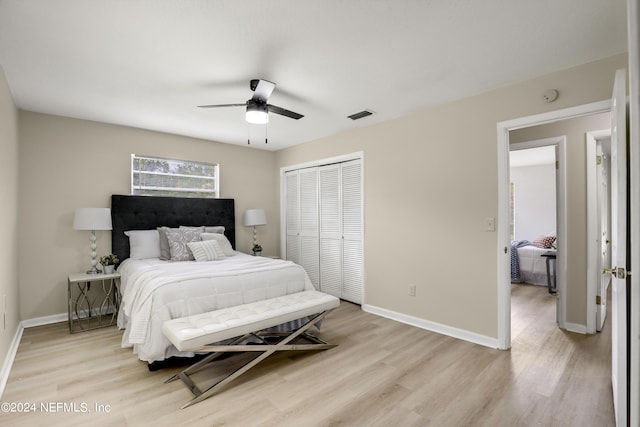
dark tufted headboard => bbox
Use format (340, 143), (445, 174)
(111, 195), (235, 262)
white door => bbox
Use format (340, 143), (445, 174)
(318, 160), (364, 304)
(319, 164), (343, 298)
(298, 168), (320, 288)
(340, 159), (364, 304)
(609, 68), (627, 426)
(285, 171), (300, 264)
(626, 1), (640, 424)
(596, 140), (611, 332)
(285, 168), (321, 288)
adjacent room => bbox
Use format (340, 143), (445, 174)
(0, 1), (638, 425)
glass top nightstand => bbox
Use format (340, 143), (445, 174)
(67, 272), (120, 333)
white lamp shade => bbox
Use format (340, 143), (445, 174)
(73, 208), (112, 230)
(243, 209), (266, 227)
(245, 101), (269, 125)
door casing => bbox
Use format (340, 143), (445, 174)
(497, 100), (611, 349)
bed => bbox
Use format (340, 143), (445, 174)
(111, 195), (314, 364)
(511, 234), (557, 288)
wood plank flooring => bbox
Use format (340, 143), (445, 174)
(1, 284), (614, 426)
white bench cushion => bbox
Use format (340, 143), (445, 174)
(163, 290), (340, 351)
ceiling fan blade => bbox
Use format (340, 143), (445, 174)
(251, 79), (276, 103)
(197, 103), (246, 108)
(267, 104), (304, 120)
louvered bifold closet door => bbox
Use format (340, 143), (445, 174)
(285, 171), (300, 264)
(319, 164), (343, 298)
(341, 159), (363, 304)
(298, 168), (320, 288)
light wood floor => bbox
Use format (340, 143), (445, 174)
(2, 284), (614, 426)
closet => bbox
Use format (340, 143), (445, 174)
(284, 158), (363, 304)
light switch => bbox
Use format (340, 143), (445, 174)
(485, 217), (495, 232)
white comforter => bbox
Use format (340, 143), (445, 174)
(117, 252), (313, 362)
(516, 245), (554, 286)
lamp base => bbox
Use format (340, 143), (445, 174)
(86, 266), (102, 275)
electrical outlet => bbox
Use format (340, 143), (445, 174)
(408, 284), (416, 296)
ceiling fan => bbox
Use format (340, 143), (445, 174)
(198, 79), (304, 125)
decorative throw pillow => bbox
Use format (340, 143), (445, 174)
(157, 227), (175, 260)
(124, 230), (161, 260)
(165, 228), (202, 261)
(187, 239), (226, 262)
(179, 226), (206, 232)
(532, 235), (556, 249)
(200, 232), (235, 256)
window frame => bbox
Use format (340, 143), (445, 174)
(130, 154), (220, 198)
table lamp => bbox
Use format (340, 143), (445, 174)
(73, 208), (112, 274)
(243, 209), (266, 255)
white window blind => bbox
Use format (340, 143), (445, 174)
(131, 154), (219, 198)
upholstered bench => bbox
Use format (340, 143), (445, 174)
(163, 290), (340, 408)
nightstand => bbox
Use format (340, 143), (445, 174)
(67, 272), (120, 333)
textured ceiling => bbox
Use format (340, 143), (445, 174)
(0, 0), (628, 150)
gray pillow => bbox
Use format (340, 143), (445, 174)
(165, 228), (202, 261)
(157, 227), (172, 260)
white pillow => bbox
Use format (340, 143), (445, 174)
(204, 226), (225, 234)
(187, 239), (226, 262)
(124, 230), (161, 259)
(200, 232), (235, 256)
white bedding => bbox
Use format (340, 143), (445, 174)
(516, 245), (554, 286)
(117, 252), (313, 362)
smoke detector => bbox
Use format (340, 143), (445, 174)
(543, 89), (559, 103)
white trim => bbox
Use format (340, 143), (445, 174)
(362, 304), (499, 349)
(21, 313), (67, 328)
(628, 1), (640, 424)
(0, 323), (23, 399)
(0, 312), (69, 398)
(586, 129), (612, 334)
(279, 151), (365, 174)
(497, 100), (611, 350)
(564, 322), (588, 335)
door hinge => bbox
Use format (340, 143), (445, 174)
(596, 155), (602, 165)
(596, 295), (602, 305)
(555, 160), (559, 170)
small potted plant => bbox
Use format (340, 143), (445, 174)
(252, 244), (262, 256)
(100, 254), (119, 274)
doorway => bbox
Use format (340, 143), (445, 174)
(586, 130), (613, 334)
(509, 139), (562, 332)
(497, 100), (611, 350)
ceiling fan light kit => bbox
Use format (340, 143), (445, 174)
(198, 79), (304, 134)
(246, 100), (269, 124)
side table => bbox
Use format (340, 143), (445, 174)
(541, 251), (557, 294)
(67, 272), (121, 333)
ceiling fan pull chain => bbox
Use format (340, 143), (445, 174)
(265, 122), (268, 144)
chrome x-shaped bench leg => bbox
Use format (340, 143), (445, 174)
(168, 310), (335, 409)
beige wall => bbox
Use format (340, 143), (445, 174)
(18, 113), (278, 320)
(0, 66), (20, 365)
(510, 112), (611, 326)
(276, 54), (627, 338)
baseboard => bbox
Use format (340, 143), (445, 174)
(362, 304), (500, 349)
(21, 313), (67, 328)
(564, 321), (588, 334)
(0, 312), (67, 398)
(0, 322), (23, 399)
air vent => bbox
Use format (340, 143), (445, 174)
(347, 109), (374, 120)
